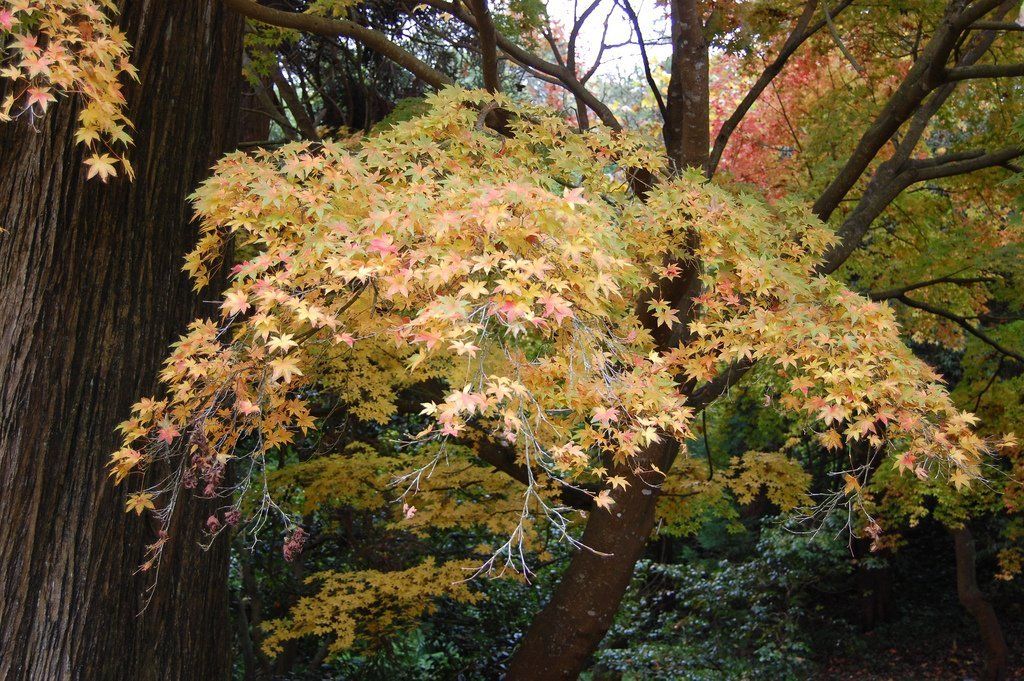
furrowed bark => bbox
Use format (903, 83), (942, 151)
(0, 2), (243, 679)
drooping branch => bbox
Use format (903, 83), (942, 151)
(895, 295), (1024, 363)
(221, 0), (455, 89)
(868, 275), (997, 301)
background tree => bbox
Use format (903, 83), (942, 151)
(0, 1), (243, 678)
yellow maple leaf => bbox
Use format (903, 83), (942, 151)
(950, 469), (972, 491)
(125, 492), (155, 515)
(606, 475), (630, 491)
(594, 489), (616, 510)
(84, 153), (118, 182)
(270, 357), (303, 383)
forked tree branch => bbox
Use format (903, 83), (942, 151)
(811, 0), (1012, 223)
(421, 0), (623, 129)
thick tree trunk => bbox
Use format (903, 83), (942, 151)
(508, 7), (709, 667)
(505, 442), (678, 680)
(508, 5), (710, 675)
(663, 0), (710, 172)
(0, 3), (243, 679)
(952, 526), (1009, 681)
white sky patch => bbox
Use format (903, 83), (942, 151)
(541, 0), (673, 77)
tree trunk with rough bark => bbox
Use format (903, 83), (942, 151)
(0, 2), (243, 679)
(952, 526), (1009, 681)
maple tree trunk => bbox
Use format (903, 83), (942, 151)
(952, 526), (1009, 681)
(0, 2), (243, 679)
(509, 9), (709, 669)
(508, 5), (710, 673)
(663, 0), (710, 172)
(506, 443), (678, 680)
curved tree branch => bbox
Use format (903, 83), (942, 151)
(707, 0), (848, 176)
(895, 294), (1024, 363)
(221, 0), (455, 89)
(619, 0), (667, 119)
(945, 61), (1024, 81)
(868, 275), (997, 301)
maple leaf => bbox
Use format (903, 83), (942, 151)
(996, 433), (1018, 452)
(818, 429), (843, 451)
(267, 334), (298, 353)
(594, 489), (615, 510)
(125, 493), (156, 516)
(450, 340), (479, 357)
(818, 403), (849, 426)
(950, 469), (972, 491)
(156, 421), (180, 444)
(236, 399), (261, 415)
(843, 474), (861, 496)
(790, 376), (814, 396)
(606, 475), (630, 491)
(562, 186), (587, 208)
(24, 86), (56, 113)
(459, 281), (489, 300)
(222, 290), (251, 316)
(270, 357), (303, 383)
(592, 407), (620, 427)
(647, 299), (680, 328)
(368, 235), (399, 255)
(893, 452), (916, 475)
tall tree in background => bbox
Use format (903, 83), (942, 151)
(0, 2), (243, 678)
